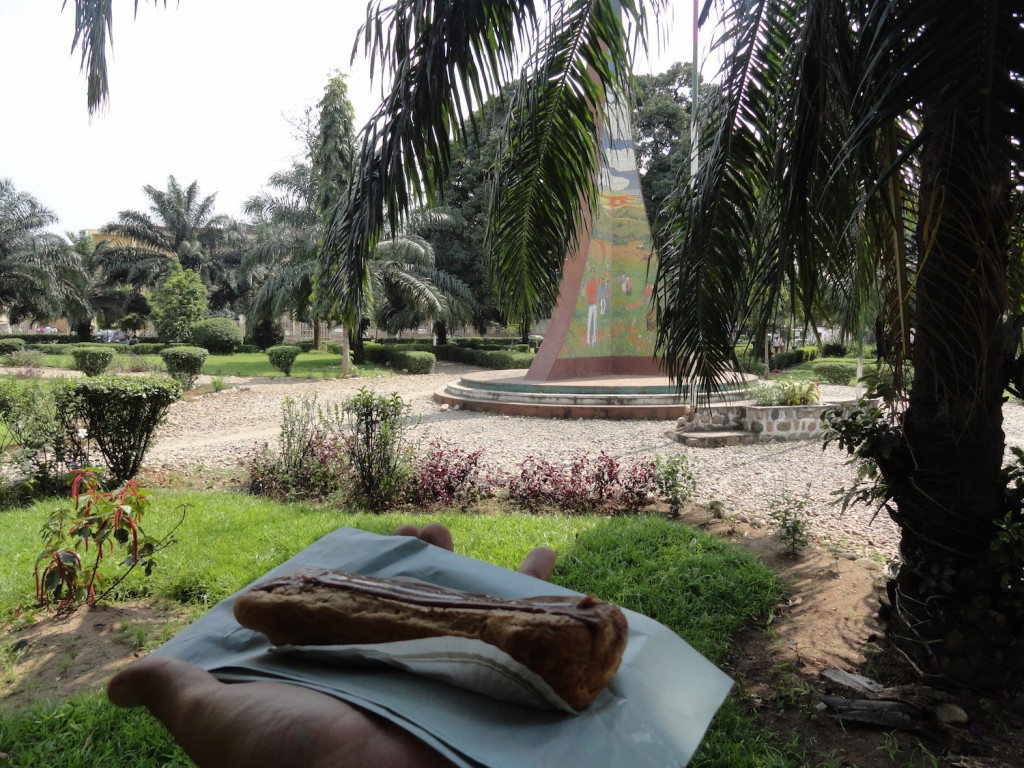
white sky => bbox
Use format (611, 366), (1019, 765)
(0, 0), (705, 236)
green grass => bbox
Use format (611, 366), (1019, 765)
(0, 492), (795, 766)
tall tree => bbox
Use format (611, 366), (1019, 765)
(96, 175), (242, 310)
(0, 178), (85, 326)
(631, 62), (695, 238)
(659, 0), (1024, 694)
(242, 163), (323, 347)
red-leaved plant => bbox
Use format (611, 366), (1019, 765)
(35, 470), (181, 609)
(408, 438), (493, 509)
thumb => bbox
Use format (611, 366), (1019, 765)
(518, 546), (557, 581)
(108, 656), (219, 720)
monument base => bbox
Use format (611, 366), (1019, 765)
(434, 369), (753, 420)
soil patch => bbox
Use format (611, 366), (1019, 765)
(1, 601), (193, 712)
(672, 504), (1024, 767)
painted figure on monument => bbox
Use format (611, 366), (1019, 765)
(527, 88), (662, 380)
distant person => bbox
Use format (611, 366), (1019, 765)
(585, 269), (599, 347)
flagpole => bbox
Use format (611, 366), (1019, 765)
(690, 0), (699, 183)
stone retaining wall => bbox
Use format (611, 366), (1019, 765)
(676, 401), (856, 441)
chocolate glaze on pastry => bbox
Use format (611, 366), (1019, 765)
(233, 567), (628, 710)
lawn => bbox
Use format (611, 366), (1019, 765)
(0, 490), (804, 766)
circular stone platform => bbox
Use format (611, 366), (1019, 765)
(433, 369), (755, 420)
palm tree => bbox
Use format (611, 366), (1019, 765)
(367, 211), (475, 338)
(242, 163), (324, 347)
(244, 165), (473, 355)
(661, 0), (1024, 695)
(0, 178), (86, 326)
(67, 0), (1024, 695)
(96, 175), (235, 294)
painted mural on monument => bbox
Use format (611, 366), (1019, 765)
(563, 91), (657, 360)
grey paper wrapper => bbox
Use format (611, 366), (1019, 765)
(151, 527), (733, 767)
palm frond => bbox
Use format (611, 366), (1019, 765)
(320, 0), (542, 323)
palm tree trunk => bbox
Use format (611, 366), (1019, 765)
(885, 78), (1022, 693)
(341, 325), (351, 376)
(312, 318), (321, 351)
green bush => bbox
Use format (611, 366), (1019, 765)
(813, 361), (858, 385)
(770, 347), (817, 370)
(402, 351), (436, 374)
(267, 345), (302, 376)
(245, 317), (284, 350)
(426, 343), (532, 370)
(71, 345), (116, 376)
(25, 343), (68, 354)
(343, 388), (413, 510)
(737, 358), (769, 377)
(191, 317), (243, 355)
(820, 341), (848, 357)
(160, 346), (208, 389)
(53, 375), (181, 483)
(0, 338), (26, 355)
(296, 340), (318, 353)
(130, 342), (169, 356)
(236, 344), (259, 354)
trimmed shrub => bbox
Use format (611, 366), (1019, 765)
(362, 343), (436, 374)
(403, 351), (435, 374)
(130, 342), (169, 356)
(236, 344), (259, 354)
(53, 375), (181, 482)
(426, 343), (532, 370)
(820, 341), (848, 358)
(160, 346), (208, 389)
(0, 338), (26, 356)
(737, 358), (769, 377)
(771, 347), (817, 370)
(813, 361), (858, 385)
(71, 345), (115, 376)
(267, 345), (302, 376)
(295, 340), (317, 353)
(191, 317), (243, 355)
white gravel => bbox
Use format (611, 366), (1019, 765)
(142, 363), (1024, 563)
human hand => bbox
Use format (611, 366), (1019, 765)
(107, 524), (557, 768)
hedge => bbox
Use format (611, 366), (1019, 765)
(363, 343), (436, 374)
(0, 338), (26, 355)
(770, 345), (818, 370)
(813, 361), (858, 385)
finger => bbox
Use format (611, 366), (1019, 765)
(392, 524), (421, 538)
(417, 523), (454, 552)
(108, 657), (218, 715)
(518, 546), (557, 581)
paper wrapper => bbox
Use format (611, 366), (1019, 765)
(273, 637), (579, 713)
(151, 527), (734, 768)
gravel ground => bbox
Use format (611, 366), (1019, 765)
(139, 362), (1024, 563)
